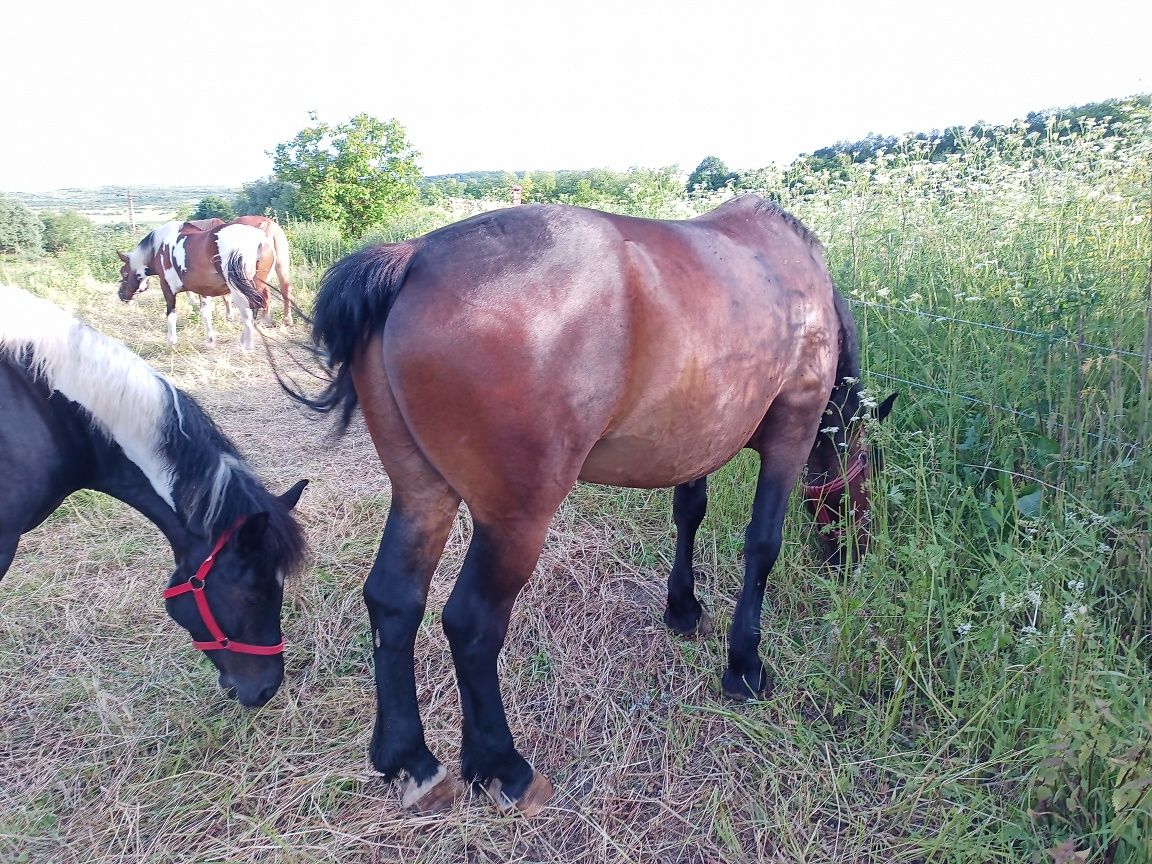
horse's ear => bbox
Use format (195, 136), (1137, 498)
(875, 392), (898, 423)
(236, 512), (270, 555)
(118, 251), (130, 263)
(278, 479), (308, 510)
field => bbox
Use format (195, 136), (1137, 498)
(1, 113), (1150, 863)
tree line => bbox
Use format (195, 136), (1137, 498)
(2, 94), (1145, 254)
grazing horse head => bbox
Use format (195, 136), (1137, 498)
(0, 283), (308, 708)
(118, 222), (179, 302)
(162, 480), (308, 707)
(117, 246), (152, 301)
(804, 378), (898, 568)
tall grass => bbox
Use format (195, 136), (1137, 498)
(734, 106), (1152, 860)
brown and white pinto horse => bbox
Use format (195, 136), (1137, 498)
(118, 221), (273, 351)
(179, 216), (295, 326)
(288, 196), (896, 816)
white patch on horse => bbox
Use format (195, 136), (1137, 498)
(173, 236), (188, 273)
(166, 311), (177, 345)
(0, 284), (177, 509)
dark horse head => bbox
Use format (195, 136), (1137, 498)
(161, 477), (308, 707)
(803, 295), (897, 568)
(0, 282), (308, 708)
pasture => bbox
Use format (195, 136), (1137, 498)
(1, 116), (1150, 863)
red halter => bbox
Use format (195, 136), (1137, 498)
(163, 518), (284, 656)
(803, 447), (870, 539)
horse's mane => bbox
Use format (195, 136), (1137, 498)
(751, 197), (825, 252)
(163, 389), (307, 575)
(0, 285), (305, 573)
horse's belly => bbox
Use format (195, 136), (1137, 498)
(578, 415), (762, 489)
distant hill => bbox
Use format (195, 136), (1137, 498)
(7, 185), (239, 225)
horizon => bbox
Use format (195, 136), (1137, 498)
(9, 89), (1149, 200)
(2, 1), (1148, 194)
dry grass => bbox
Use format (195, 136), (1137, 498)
(3, 281), (961, 864)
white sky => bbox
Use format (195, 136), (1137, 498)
(2, 0), (1147, 192)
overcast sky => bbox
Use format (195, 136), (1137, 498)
(2, 0), (1147, 192)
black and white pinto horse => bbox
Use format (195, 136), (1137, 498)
(0, 285), (307, 706)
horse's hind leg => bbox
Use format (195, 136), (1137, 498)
(228, 290), (255, 352)
(442, 513), (556, 815)
(365, 484), (462, 812)
(664, 477), (712, 636)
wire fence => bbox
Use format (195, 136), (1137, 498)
(849, 297), (1151, 453)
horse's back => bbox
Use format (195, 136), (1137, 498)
(373, 197), (839, 490)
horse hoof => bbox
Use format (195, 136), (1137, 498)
(664, 608), (713, 638)
(401, 765), (460, 813)
(693, 610), (714, 637)
(722, 667), (772, 702)
(487, 771), (554, 817)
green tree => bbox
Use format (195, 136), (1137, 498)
(687, 156), (736, 193)
(0, 195), (43, 253)
(191, 195), (237, 221)
(40, 209), (94, 253)
(272, 112), (421, 236)
(234, 177), (299, 218)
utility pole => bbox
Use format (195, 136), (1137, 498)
(126, 189), (136, 233)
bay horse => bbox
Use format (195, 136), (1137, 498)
(0, 284), (308, 707)
(288, 195), (896, 815)
(117, 220), (274, 351)
(180, 216), (295, 326)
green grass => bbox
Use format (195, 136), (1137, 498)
(2, 103), (1151, 862)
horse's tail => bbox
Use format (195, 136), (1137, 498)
(223, 249), (266, 311)
(282, 241), (420, 433)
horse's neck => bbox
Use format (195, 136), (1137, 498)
(88, 432), (191, 560)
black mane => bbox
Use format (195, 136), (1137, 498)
(162, 387), (307, 575)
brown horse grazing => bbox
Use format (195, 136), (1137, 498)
(287, 195), (897, 816)
(118, 221), (273, 351)
(179, 216), (295, 326)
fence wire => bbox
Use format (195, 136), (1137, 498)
(849, 299), (1148, 452)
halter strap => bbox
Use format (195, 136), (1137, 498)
(804, 447), (868, 499)
(803, 448), (870, 537)
(163, 517), (284, 656)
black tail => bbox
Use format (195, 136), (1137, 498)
(225, 250), (266, 311)
(282, 241), (420, 433)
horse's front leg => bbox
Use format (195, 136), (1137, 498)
(442, 515), (555, 816)
(664, 476), (712, 636)
(161, 282), (179, 347)
(723, 444), (811, 700)
(366, 495), (460, 812)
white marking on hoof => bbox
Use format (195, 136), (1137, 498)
(401, 764), (448, 809)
